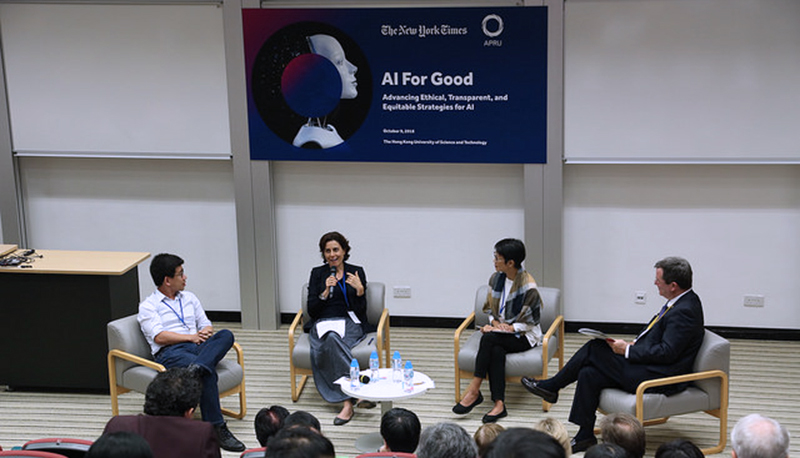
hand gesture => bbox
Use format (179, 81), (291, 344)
(345, 271), (365, 296)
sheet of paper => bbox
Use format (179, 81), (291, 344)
(316, 319), (345, 339)
(578, 327), (612, 340)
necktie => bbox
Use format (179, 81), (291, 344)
(638, 303), (669, 339)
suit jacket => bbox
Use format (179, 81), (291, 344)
(103, 415), (221, 458)
(628, 289), (705, 382)
(304, 262), (372, 333)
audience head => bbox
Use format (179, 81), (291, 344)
(494, 238), (526, 269)
(87, 432), (154, 458)
(318, 231), (351, 262)
(655, 439), (705, 458)
(534, 417), (572, 456)
(654, 256), (693, 290)
(284, 410), (322, 434)
(417, 422), (478, 458)
(266, 426), (335, 458)
(599, 412), (646, 458)
(149, 253), (184, 287)
(484, 428), (565, 458)
(143, 367), (201, 417)
(256, 405), (291, 446)
(731, 413), (790, 458)
(474, 423), (505, 457)
(380, 407), (421, 453)
(584, 443), (630, 458)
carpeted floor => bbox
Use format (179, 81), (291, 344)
(1, 324), (798, 457)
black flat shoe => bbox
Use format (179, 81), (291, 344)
(481, 406), (508, 423)
(521, 377), (559, 404)
(333, 414), (352, 426)
(356, 399), (377, 409)
(570, 435), (598, 453)
(452, 392), (484, 415)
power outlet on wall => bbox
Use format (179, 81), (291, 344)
(743, 294), (765, 307)
(393, 286), (412, 298)
(635, 291), (647, 305)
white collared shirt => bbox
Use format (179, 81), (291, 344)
(138, 290), (212, 355)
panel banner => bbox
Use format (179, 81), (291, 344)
(243, 7), (547, 163)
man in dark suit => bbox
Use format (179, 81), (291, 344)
(522, 256), (704, 453)
(103, 368), (222, 458)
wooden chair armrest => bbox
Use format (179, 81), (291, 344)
(542, 314), (564, 342)
(454, 312), (476, 354)
(635, 369), (728, 418)
(376, 308), (390, 366)
(538, 315), (563, 377)
(288, 310), (304, 355)
(108, 349), (166, 372)
(232, 342), (244, 366)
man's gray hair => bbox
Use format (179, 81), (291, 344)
(731, 414), (790, 458)
(417, 422), (478, 458)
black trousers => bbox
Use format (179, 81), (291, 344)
(541, 339), (663, 431)
(474, 331), (531, 402)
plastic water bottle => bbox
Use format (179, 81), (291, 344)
(369, 350), (379, 382)
(403, 360), (414, 392)
(392, 351), (403, 383)
(349, 358), (360, 390)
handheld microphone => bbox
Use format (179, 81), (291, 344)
(329, 266), (336, 296)
(358, 374), (370, 384)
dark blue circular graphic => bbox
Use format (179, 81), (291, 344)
(281, 53), (341, 118)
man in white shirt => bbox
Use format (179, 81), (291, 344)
(138, 253), (245, 452)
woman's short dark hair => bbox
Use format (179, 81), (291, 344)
(149, 253), (183, 287)
(87, 432), (154, 458)
(318, 231), (351, 262)
(494, 238), (526, 269)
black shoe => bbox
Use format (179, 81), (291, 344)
(570, 435), (598, 453)
(214, 422), (246, 452)
(356, 399), (377, 409)
(520, 377), (558, 404)
(481, 406), (508, 424)
(452, 392), (484, 415)
(333, 414), (352, 426)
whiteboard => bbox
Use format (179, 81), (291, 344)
(0, 3), (230, 158)
(564, 0), (800, 163)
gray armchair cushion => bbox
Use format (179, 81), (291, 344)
(598, 329), (730, 420)
(107, 314), (243, 394)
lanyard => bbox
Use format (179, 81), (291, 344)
(162, 296), (189, 329)
(337, 275), (351, 309)
(498, 287), (507, 317)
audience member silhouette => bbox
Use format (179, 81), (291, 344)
(86, 432), (154, 458)
(599, 412), (646, 458)
(417, 422), (478, 458)
(731, 413), (790, 458)
(655, 439), (704, 458)
(474, 423), (504, 457)
(484, 428), (565, 458)
(379, 407), (421, 453)
(255, 405), (291, 447)
(266, 426), (335, 458)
